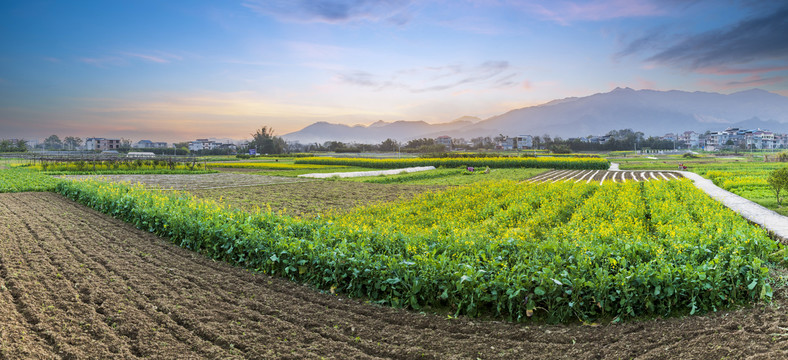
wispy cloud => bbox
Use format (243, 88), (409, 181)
(699, 75), (787, 91)
(620, 6), (788, 71)
(79, 51), (183, 67)
(120, 51), (182, 64)
(695, 65), (788, 76)
(724, 75), (785, 88)
(336, 61), (519, 93)
(79, 56), (125, 67)
(521, 0), (667, 25)
(243, 0), (415, 25)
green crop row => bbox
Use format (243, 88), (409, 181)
(54, 177), (776, 323)
(295, 156), (610, 170)
(0, 168), (64, 192)
(24, 161), (210, 173)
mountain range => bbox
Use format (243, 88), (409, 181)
(282, 88), (788, 144)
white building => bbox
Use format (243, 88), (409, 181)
(85, 137), (121, 151)
(679, 131), (700, 148)
(188, 139), (219, 151)
(516, 135), (533, 149)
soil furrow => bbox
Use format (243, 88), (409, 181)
(29, 204), (218, 358)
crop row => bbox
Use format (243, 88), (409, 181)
(206, 162), (345, 170)
(54, 176), (776, 323)
(20, 161), (211, 174)
(0, 168), (64, 192)
(294, 156), (610, 170)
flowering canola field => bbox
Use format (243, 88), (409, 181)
(53, 176), (776, 323)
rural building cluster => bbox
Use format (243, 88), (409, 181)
(435, 127), (788, 151)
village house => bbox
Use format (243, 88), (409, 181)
(85, 137), (121, 151)
(188, 139), (219, 151)
(435, 135), (452, 149)
(133, 140), (168, 149)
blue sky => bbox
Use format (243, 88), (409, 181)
(1, 0), (786, 142)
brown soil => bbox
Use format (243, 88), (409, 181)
(191, 181), (445, 217)
(3, 192), (788, 359)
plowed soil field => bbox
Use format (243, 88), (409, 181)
(3, 192), (788, 359)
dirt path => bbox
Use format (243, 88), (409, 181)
(3, 192), (788, 358)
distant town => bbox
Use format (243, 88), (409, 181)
(2, 126), (787, 155)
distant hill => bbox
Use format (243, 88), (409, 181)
(282, 117), (480, 144)
(282, 88), (788, 143)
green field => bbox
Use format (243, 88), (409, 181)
(3, 154), (785, 324)
(50, 176), (779, 323)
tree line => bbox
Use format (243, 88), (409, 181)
(4, 127), (686, 155)
(0, 139), (28, 152)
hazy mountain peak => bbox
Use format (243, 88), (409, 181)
(367, 120), (389, 128)
(610, 86), (635, 93)
(283, 88), (788, 143)
(451, 116), (481, 123)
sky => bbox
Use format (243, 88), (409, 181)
(1, 0), (787, 143)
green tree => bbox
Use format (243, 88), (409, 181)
(379, 138), (399, 152)
(249, 126), (286, 154)
(15, 139), (27, 152)
(0, 139), (12, 152)
(43, 135), (62, 150)
(404, 138), (435, 149)
(63, 136), (82, 150)
(767, 167), (788, 207)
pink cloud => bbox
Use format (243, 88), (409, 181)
(636, 77), (656, 89)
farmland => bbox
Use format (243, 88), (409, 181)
(526, 169), (682, 184)
(5, 192), (788, 358)
(50, 175), (776, 323)
(60, 173), (311, 190)
(294, 155), (610, 170)
(2, 155), (788, 357)
(14, 158), (215, 175)
(345, 167), (548, 186)
(615, 154), (788, 215)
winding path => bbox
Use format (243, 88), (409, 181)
(609, 163), (788, 242)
